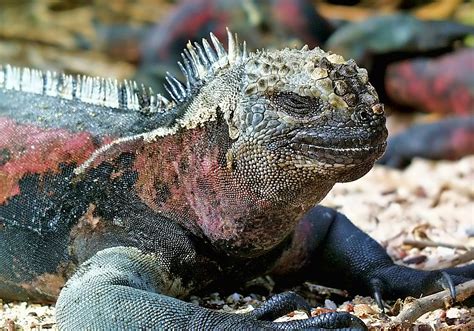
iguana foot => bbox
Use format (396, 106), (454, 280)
(190, 307), (368, 330)
(272, 206), (473, 311)
(368, 266), (470, 311)
(248, 291), (367, 329)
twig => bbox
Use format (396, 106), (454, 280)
(303, 282), (348, 297)
(424, 249), (474, 270)
(394, 279), (474, 324)
(442, 250), (473, 269)
(403, 239), (471, 251)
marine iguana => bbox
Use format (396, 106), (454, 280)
(0, 30), (472, 329)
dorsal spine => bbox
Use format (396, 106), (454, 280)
(0, 29), (247, 115)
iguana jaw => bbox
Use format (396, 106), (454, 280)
(288, 125), (387, 181)
(292, 141), (386, 166)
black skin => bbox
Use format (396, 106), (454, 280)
(299, 207), (470, 306)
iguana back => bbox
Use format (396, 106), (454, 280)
(0, 66), (176, 301)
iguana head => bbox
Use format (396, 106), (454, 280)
(117, 29), (387, 209)
(230, 45), (387, 183)
(168, 30), (387, 205)
(154, 31), (387, 255)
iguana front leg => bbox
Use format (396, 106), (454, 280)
(271, 206), (473, 308)
(56, 246), (367, 329)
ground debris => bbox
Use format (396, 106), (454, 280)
(0, 300), (56, 330)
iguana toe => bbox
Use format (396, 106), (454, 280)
(250, 291), (312, 320)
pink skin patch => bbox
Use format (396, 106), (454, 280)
(0, 117), (100, 203)
(134, 128), (248, 238)
(132, 126), (322, 256)
(132, 127), (232, 238)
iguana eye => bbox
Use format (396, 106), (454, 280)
(272, 92), (319, 117)
(285, 94), (307, 108)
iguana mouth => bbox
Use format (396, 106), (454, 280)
(302, 142), (386, 153)
(300, 142), (386, 165)
(286, 130), (388, 167)
(267, 128), (387, 167)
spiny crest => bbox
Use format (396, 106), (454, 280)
(0, 64), (169, 113)
(168, 28), (248, 103)
(0, 29), (247, 114)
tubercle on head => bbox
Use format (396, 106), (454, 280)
(163, 28), (385, 143)
(241, 46), (381, 117)
(230, 44), (387, 145)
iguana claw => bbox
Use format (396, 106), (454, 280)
(368, 270), (460, 313)
(370, 278), (385, 312)
(440, 271), (456, 300)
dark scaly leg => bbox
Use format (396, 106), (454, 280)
(272, 206), (472, 309)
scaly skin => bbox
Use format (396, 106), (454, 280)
(0, 30), (472, 329)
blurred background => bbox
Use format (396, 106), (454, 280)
(0, 0), (473, 167)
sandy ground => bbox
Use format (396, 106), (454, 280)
(1, 156), (473, 330)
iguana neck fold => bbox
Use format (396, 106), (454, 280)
(131, 115), (335, 258)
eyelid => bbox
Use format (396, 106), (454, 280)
(285, 95), (306, 106)
(277, 93), (305, 106)
(275, 93), (314, 117)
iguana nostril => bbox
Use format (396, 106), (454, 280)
(359, 110), (369, 121)
(351, 106), (372, 123)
